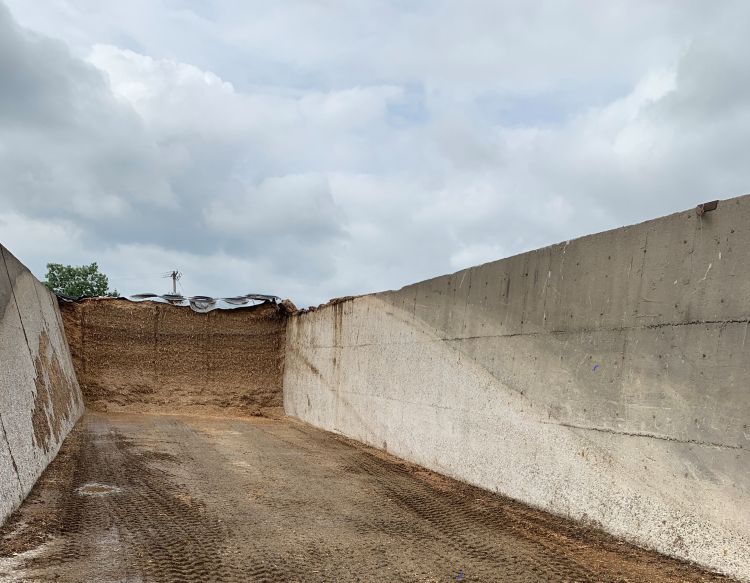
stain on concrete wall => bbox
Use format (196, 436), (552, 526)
(284, 195), (750, 581)
(60, 298), (289, 417)
(31, 331), (81, 454)
(0, 244), (83, 526)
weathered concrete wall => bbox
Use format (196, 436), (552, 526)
(0, 245), (83, 525)
(60, 298), (289, 417)
(284, 195), (750, 581)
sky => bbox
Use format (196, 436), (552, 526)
(1, 1), (749, 307)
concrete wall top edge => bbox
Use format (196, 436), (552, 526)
(375, 193), (749, 300)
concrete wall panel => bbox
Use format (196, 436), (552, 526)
(0, 248), (46, 494)
(284, 195), (750, 581)
(0, 244), (83, 526)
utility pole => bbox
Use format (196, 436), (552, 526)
(169, 270), (181, 294)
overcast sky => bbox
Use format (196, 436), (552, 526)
(1, 1), (748, 307)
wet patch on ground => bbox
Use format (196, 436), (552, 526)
(75, 483), (122, 497)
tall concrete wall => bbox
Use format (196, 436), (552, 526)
(60, 298), (289, 417)
(284, 194), (750, 581)
(0, 245), (83, 525)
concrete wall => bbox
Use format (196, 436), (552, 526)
(284, 194), (750, 581)
(0, 245), (84, 526)
(60, 298), (288, 417)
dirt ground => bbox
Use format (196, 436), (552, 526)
(0, 413), (734, 583)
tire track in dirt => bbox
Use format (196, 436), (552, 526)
(0, 413), (736, 583)
(2, 415), (236, 582)
(333, 446), (594, 581)
(333, 436), (732, 582)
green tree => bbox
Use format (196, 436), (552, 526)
(44, 262), (118, 297)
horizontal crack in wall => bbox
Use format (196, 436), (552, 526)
(539, 420), (745, 451)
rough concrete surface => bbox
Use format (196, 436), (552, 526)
(0, 244), (83, 526)
(60, 298), (287, 416)
(0, 412), (735, 582)
(284, 194), (750, 581)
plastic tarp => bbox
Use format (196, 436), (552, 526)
(59, 293), (280, 313)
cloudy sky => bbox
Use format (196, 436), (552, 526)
(1, 1), (748, 307)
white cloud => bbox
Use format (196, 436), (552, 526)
(0, 212), (83, 264)
(1, 1), (750, 307)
